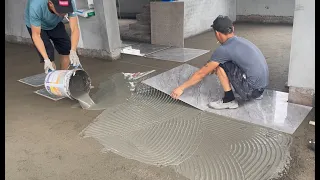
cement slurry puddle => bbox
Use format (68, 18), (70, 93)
(73, 73), (132, 110)
(72, 71), (156, 110)
(79, 72), (293, 180)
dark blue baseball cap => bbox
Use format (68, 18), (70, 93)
(51, 0), (74, 14)
(211, 15), (234, 34)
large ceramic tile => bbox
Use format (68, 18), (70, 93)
(18, 73), (46, 87)
(142, 64), (312, 134)
(120, 43), (171, 57)
(34, 88), (65, 101)
(142, 64), (223, 110)
(145, 47), (209, 62)
(206, 90), (312, 134)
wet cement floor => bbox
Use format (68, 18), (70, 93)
(80, 80), (293, 180)
(5, 23), (314, 180)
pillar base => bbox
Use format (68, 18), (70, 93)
(236, 15), (293, 24)
(77, 48), (121, 61)
(5, 34), (33, 45)
(288, 86), (315, 107)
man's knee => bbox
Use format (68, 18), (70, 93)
(54, 38), (71, 55)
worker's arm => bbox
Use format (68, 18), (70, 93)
(171, 61), (220, 99)
(68, 16), (80, 51)
(31, 25), (49, 60)
(180, 61), (219, 90)
(67, 13), (81, 66)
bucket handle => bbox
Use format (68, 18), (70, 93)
(48, 64), (83, 73)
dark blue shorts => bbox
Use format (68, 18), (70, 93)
(27, 22), (71, 63)
(219, 61), (264, 100)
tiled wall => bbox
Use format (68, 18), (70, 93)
(150, 2), (184, 47)
(179, 0), (236, 38)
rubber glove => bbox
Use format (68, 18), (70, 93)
(69, 50), (81, 67)
(44, 59), (55, 74)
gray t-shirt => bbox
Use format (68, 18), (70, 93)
(210, 36), (269, 89)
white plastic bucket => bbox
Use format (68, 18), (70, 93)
(44, 69), (91, 100)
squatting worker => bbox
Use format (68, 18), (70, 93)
(25, 0), (81, 74)
(171, 15), (269, 110)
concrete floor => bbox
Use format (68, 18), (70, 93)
(5, 23), (314, 180)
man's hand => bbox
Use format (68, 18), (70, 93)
(69, 50), (81, 67)
(44, 59), (55, 74)
(170, 61), (220, 99)
(171, 87), (184, 99)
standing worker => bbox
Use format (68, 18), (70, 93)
(171, 15), (269, 109)
(25, 0), (81, 74)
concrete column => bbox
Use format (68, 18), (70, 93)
(5, 0), (33, 44)
(75, 0), (121, 61)
(287, 0), (315, 107)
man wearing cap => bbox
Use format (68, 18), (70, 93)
(25, 0), (81, 74)
(171, 15), (269, 109)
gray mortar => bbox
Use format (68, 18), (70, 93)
(74, 73), (135, 110)
(69, 70), (92, 100)
(80, 73), (293, 180)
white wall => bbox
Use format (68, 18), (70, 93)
(288, 0), (315, 89)
(5, 0), (31, 40)
(179, 0), (236, 38)
(236, 0), (295, 17)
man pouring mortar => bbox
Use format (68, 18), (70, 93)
(25, 0), (81, 74)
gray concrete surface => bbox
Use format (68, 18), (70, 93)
(5, 0), (32, 45)
(5, 0), (29, 40)
(5, 23), (314, 180)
